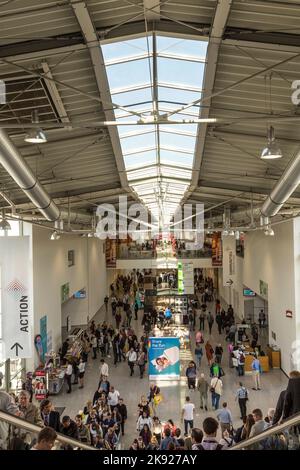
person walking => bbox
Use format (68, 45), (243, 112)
(104, 295), (109, 313)
(207, 312), (214, 335)
(216, 312), (222, 335)
(91, 334), (98, 359)
(99, 359), (109, 380)
(181, 396), (195, 436)
(251, 356), (262, 390)
(137, 349), (147, 379)
(235, 382), (249, 419)
(185, 361), (197, 390)
(197, 373), (209, 411)
(210, 375), (223, 410)
(194, 343), (203, 369)
(215, 344), (223, 365)
(216, 402), (233, 437)
(78, 357), (86, 389)
(205, 340), (214, 366)
(65, 360), (73, 394)
(199, 311), (206, 331)
(116, 398), (127, 436)
(126, 347), (137, 377)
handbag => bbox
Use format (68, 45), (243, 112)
(153, 393), (163, 406)
(210, 378), (218, 393)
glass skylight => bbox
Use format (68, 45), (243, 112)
(101, 34), (208, 222)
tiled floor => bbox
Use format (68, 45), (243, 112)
(52, 299), (288, 449)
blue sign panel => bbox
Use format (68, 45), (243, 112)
(148, 337), (180, 380)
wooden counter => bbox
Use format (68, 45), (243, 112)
(266, 346), (281, 369)
(245, 355), (269, 373)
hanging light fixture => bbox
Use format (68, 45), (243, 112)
(50, 230), (60, 240)
(264, 226), (274, 236)
(260, 126), (282, 160)
(24, 110), (47, 144)
(0, 209), (11, 230)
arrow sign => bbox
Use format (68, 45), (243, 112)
(10, 342), (24, 356)
(226, 279), (233, 286)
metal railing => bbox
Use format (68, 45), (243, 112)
(0, 410), (97, 450)
(231, 412), (300, 450)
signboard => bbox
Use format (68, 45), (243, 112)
(286, 310), (293, 318)
(0, 237), (33, 360)
(61, 282), (70, 303)
(212, 233), (222, 267)
(178, 262), (184, 294)
(33, 370), (48, 401)
(223, 236), (236, 287)
(243, 288), (256, 297)
(73, 289), (86, 299)
(259, 280), (268, 299)
(148, 337), (180, 380)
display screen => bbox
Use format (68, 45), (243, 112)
(243, 288), (256, 297)
(73, 289), (86, 299)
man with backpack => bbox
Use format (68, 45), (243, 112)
(235, 382), (249, 419)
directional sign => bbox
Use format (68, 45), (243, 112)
(0, 237), (33, 360)
(226, 279), (233, 286)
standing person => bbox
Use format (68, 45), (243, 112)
(210, 375), (223, 410)
(185, 361), (197, 390)
(31, 427), (57, 450)
(214, 344), (223, 365)
(104, 295), (109, 313)
(249, 409), (268, 437)
(216, 402), (233, 437)
(18, 390), (43, 426)
(235, 382), (249, 419)
(91, 334), (98, 360)
(216, 312), (222, 335)
(99, 358), (109, 381)
(194, 343), (203, 369)
(199, 417), (222, 450)
(228, 342), (234, 368)
(251, 356), (262, 390)
(188, 308), (194, 332)
(237, 348), (245, 376)
(148, 383), (161, 414)
(199, 311), (206, 331)
(195, 330), (204, 344)
(134, 301), (139, 321)
(181, 396), (195, 437)
(126, 347), (137, 377)
(115, 311), (122, 330)
(207, 312), (214, 335)
(116, 398), (127, 436)
(78, 357), (85, 389)
(197, 373), (209, 411)
(282, 371), (300, 420)
(205, 340), (214, 366)
(152, 417), (163, 445)
(107, 386), (120, 412)
(137, 349), (147, 379)
(258, 310), (265, 328)
(65, 360), (73, 394)
(40, 399), (61, 432)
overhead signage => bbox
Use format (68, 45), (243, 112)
(0, 237), (33, 360)
(223, 236), (236, 288)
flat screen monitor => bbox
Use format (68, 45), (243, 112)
(243, 288), (256, 297)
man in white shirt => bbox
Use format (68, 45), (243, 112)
(99, 359), (109, 379)
(126, 348), (137, 376)
(210, 376), (223, 410)
(181, 396), (195, 436)
(65, 361), (73, 394)
(107, 386), (120, 411)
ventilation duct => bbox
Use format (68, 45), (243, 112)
(0, 129), (60, 221)
(261, 149), (300, 217)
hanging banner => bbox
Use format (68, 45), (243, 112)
(0, 237), (33, 360)
(148, 337), (180, 380)
(211, 233), (222, 267)
(223, 236), (236, 288)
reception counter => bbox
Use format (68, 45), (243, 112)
(245, 355), (269, 373)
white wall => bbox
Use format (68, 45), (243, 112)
(116, 257), (213, 270)
(244, 220), (296, 374)
(29, 226), (108, 368)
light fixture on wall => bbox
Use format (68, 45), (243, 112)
(50, 230), (60, 240)
(87, 232), (94, 238)
(235, 230), (240, 240)
(24, 110), (47, 144)
(0, 209), (11, 230)
(260, 126), (282, 160)
(264, 226), (274, 236)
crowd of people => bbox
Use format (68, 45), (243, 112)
(1, 270), (300, 451)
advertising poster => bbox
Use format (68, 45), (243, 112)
(33, 370), (48, 401)
(148, 337), (180, 380)
(211, 233), (222, 267)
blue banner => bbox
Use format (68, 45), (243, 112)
(148, 337), (180, 380)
